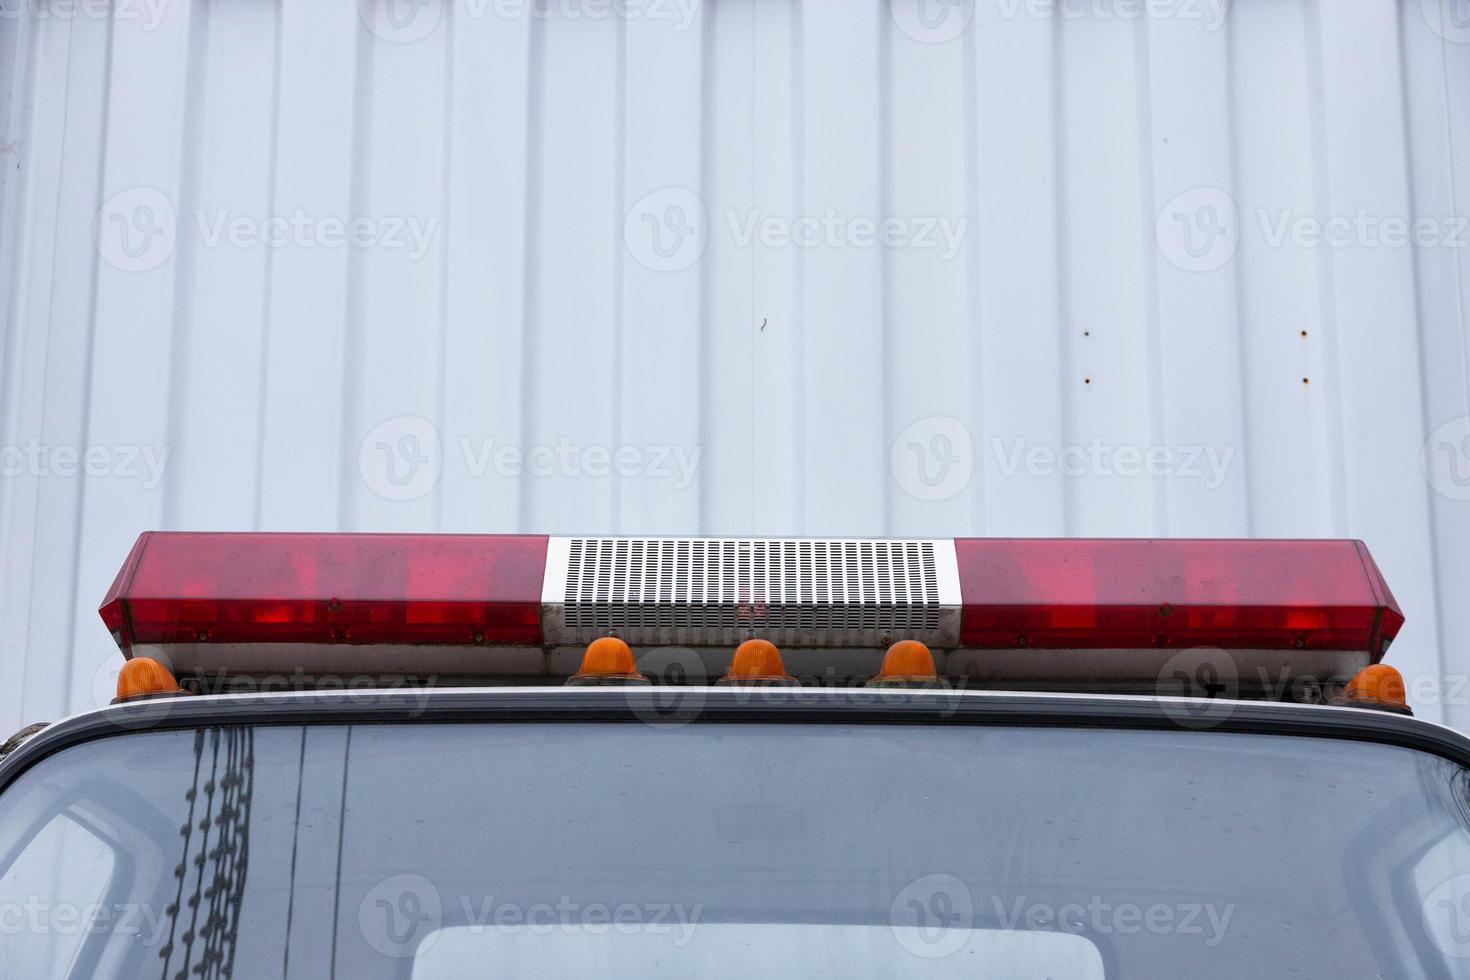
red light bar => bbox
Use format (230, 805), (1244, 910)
(100, 532), (548, 651)
(97, 533), (1405, 690)
(954, 538), (1403, 656)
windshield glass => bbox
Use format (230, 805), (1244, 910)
(1, 721), (1469, 978)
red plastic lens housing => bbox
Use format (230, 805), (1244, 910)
(954, 538), (1403, 656)
(100, 532), (549, 650)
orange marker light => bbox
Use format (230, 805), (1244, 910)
(1334, 663), (1411, 715)
(567, 637), (650, 686)
(867, 640), (946, 689)
(719, 639), (797, 687)
(113, 657), (184, 704)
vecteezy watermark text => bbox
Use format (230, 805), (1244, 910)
(623, 187), (970, 273)
(0, 899), (171, 944)
(358, 0), (702, 44)
(0, 0), (169, 29)
(358, 875), (702, 958)
(93, 187), (441, 273)
(194, 209), (438, 260)
(0, 440), (169, 488)
(995, 0), (1229, 29)
(1156, 185), (1469, 272)
(1257, 209), (1469, 250)
(888, 874), (1235, 959)
(989, 895), (1234, 947)
(993, 437), (1236, 489)
(723, 209), (968, 261)
(358, 416), (702, 501)
(458, 437), (701, 487)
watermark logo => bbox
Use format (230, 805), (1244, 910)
(1257, 209), (1468, 250)
(359, 874), (443, 958)
(359, 0), (442, 43)
(1422, 0), (1470, 43)
(890, 874), (974, 958)
(991, 894), (1233, 946)
(624, 190), (969, 269)
(0, 899), (171, 942)
(0, 440), (170, 488)
(890, 416), (974, 502)
(1424, 874), (1470, 958)
(360, 0), (700, 40)
(993, 438), (1235, 489)
(624, 646), (709, 729)
(484, 0), (701, 28)
(994, 0), (1229, 29)
(95, 189), (440, 270)
(1156, 647), (1240, 729)
(357, 417), (704, 500)
(889, 877), (1235, 957)
(194, 209), (439, 259)
(0, 0), (169, 29)
(460, 436), (702, 488)
(1155, 186), (1238, 272)
(625, 187), (707, 273)
(724, 209), (968, 260)
(94, 187), (176, 273)
(889, 0), (974, 43)
(1424, 417), (1470, 502)
(359, 416), (443, 502)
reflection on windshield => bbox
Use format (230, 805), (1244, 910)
(0, 722), (1469, 979)
(157, 728), (255, 980)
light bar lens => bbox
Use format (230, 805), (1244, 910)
(100, 532), (548, 649)
(954, 538), (1403, 654)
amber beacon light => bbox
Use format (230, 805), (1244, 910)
(719, 639), (797, 687)
(566, 637), (650, 687)
(113, 657), (184, 704)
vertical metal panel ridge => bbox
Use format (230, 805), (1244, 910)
(432, 0), (456, 534)
(1394, 0), (1447, 721)
(0, 12), (41, 729)
(1300, 0), (1349, 533)
(973, 0), (1065, 535)
(56, 5), (116, 722)
(1223, 5), (1255, 536)
(250, 0), (286, 531)
(515, 11), (545, 533)
(1132, 13), (1167, 537)
(0, 16), (31, 457)
(960, 14), (986, 537)
(608, 7), (626, 534)
(877, 0), (894, 537)
(695, 0), (717, 536)
(0, 11), (31, 548)
(335, 8), (377, 532)
(790, 0), (807, 533)
(1051, 14), (1073, 537)
(1399, 0), (1470, 728)
(1145, 3), (1249, 537)
(157, 0), (209, 530)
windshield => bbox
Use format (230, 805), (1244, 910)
(2, 721), (1469, 978)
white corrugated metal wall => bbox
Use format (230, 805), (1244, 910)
(0, 0), (1466, 731)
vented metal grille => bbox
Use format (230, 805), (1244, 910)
(555, 538), (953, 646)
